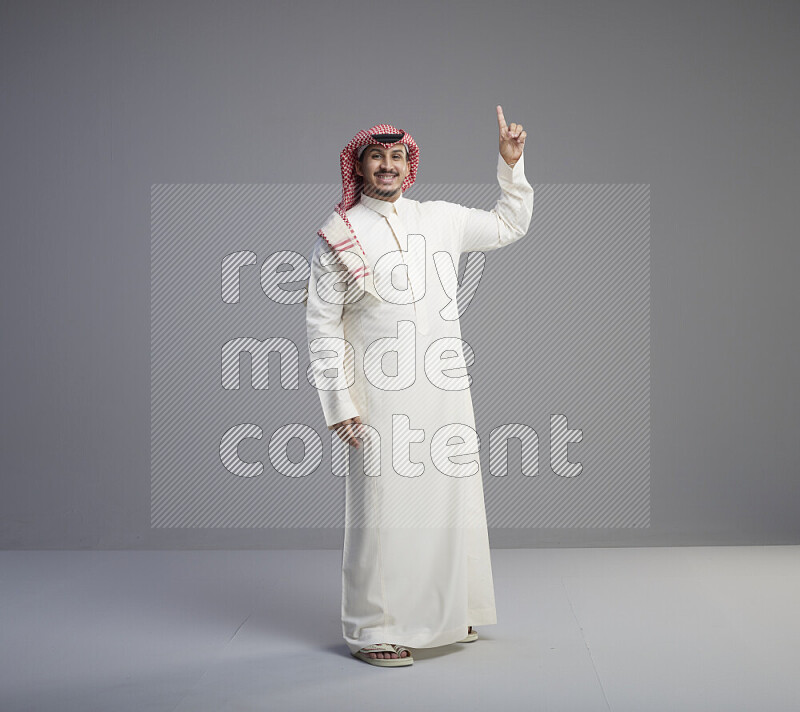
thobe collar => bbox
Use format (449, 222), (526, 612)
(359, 191), (404, 217)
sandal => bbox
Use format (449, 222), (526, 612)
(351, 643), (414, 667)
(457, 626), (479, 643)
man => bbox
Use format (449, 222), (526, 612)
(305, 106), (533, 666)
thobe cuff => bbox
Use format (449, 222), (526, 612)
(320, 390), (360, 429)
(497, 151), (526, 182)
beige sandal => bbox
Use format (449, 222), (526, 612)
(351, 643), (414, 667)
(457, 626), (479, 643)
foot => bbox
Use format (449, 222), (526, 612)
(365, 644), (410, 660)
(467, 626), (473, 635)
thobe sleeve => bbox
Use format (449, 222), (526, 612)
(457, 152), (534, 254)
(305, 234), (361, 428)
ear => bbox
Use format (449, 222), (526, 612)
(354, 159), (363, 178)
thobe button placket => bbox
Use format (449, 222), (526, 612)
(385, 211), (430, 336)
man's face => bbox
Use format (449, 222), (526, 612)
(355, 144), (410, 202)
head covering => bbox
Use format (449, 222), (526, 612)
(314, 124), (420, 301)
(338, 124), (420, 214)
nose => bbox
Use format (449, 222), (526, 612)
(379, 154), (393, 172)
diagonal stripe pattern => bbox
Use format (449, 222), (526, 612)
(151, 183), (649, 528)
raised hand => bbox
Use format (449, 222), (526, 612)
(496, 105), (526, 167)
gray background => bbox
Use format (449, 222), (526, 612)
(1, 0), (797, 548)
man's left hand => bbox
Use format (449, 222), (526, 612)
(496, 104), (526, 167)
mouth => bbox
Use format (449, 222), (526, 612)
(375, 173), (398, 185)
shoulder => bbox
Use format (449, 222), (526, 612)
(343, 201), (377, 233)
(412, 197), (463, 214)
(345, 201), (368, 219)
(416, 198), (468, 227)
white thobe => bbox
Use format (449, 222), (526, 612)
(306, 152), (534, 653)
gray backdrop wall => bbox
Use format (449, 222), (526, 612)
(2, 0), (798, 549)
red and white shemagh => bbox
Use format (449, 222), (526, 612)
(316, 124), (419, 297)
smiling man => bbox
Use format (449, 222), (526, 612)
(305, 106), (533, 667)
(356, 142), (410, 200)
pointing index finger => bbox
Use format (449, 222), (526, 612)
(496, 105), (508, 136)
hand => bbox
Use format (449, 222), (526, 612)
(496, 105), (526, 167)
(329, 415), (363, 449)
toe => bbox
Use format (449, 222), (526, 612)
(363, 645), (408, 660)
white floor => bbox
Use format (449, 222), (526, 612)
(1, 546), (798, 712)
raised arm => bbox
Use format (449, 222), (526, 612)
(458, 105), (534, 254)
